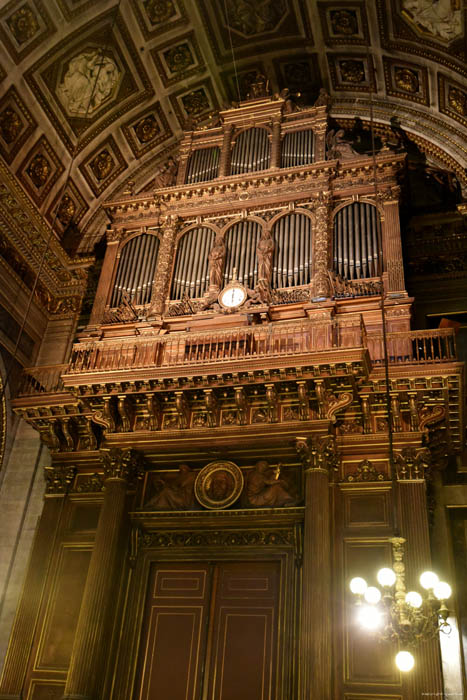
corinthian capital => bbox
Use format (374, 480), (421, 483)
(100, 448), (144, 484)
(295, 435), (339, 473)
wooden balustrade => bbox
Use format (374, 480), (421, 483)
(366, 328), (456, 365)
(17, 364), (68, 396)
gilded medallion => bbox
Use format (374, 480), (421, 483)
(194, 460), (243, 510)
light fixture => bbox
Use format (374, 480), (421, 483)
(349, 538), (452, 672)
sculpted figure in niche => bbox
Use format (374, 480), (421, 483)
(246, 460), (297, 507)
(207, 235), (226, 290)
(154, 156), (178, 188)
(326, 129), (358, 160)
(257, 228), (275, 283)
(145, 464), (196, 509)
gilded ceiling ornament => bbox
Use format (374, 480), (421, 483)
(329, 9), (358, 35)
(0, 106), (22, 144)
(181, 88), (209, 116)
(57, 50), (120, 117)
(448, 86), (467, 116)
(401, 0), (462, 41)
(163, 43), (194, 73)
(6, 4), (39, 45)
(226, 0), (288, 36)
(90, 149), (115, 181)
(134, 114), (160, 143)
(394, 66), (419, 93)
(26, 153), (51, 188)
(194, 460), (243, 510)
(143, 0), (177, 26)
(56, 193), (76, 226)
(339, 59), (365, 83)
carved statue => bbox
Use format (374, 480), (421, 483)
(154, 156), (178, 189)
(145, 464), (196, 509)
(279, 88), (300, 114)
(314, 88), (332, 110)
(245, 460), (296, 507)
(326, 129), (358, 160)
(246, 72), (270, 99)
(207, 235), (226, 290)
(257, 229), (275, 283)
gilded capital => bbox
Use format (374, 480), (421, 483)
(295, 435), (339, 474)
(100, 447), (144, 483)
(44, 466), (76, 495)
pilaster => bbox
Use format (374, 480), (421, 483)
(311, 193), (332, 299)
(148, 216), (179, 317)
(381, 192), (406, 294)
(88, 232), (120, 328)
(219, 123), (233, 177)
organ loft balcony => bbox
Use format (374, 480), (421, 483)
(11, 90), (465, 462)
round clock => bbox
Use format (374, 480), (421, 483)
(218, 283), (247, 310)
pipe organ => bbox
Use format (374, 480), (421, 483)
(333, 202), (382, 279)
(271, 213), (312, 288)
(281, 130), (314, 168)
(230, 127), (271, 174)
(185, 146), (220, 184)
(7, 89), (461, 700)
(170, 226), (215, 299)
(110, 232), (160, 307)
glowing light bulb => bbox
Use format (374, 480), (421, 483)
(420, 571), (439, 590)
(357, 605), (382, 630)
(364, 586), (382, 605)
(405, 591), (423, 608)
(377, 567), (396, 587)
(395, 650), (415, 672)
(433, 581), (452, 601)
(350, 577), (368, 595)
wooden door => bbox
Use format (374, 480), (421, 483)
(136, 560), (281, 700)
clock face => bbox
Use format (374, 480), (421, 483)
(219, 285), (247, 309)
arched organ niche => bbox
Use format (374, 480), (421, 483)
(110, 233), (160, 307)
(185, 147), (220, 184)
(281, 130), (314, 168)
(170, 227), (216, 300)
(333, 202), (382, 280)
(271, 213), (312, 288)
(230, 128), (271, 175)
(223, 220), (262, 288)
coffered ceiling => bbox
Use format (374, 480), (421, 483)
(0, 0), (466, 254)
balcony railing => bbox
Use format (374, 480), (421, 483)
(17, 364), (68, 396)
(366, 328), (456, 365)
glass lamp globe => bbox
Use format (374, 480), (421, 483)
(395, 650), (415, 672)
(364, 586), (382, 605)
(405, 591), (423, 608)
(420, 571), (439, 590)
(357, 605), (381, 630)
(433, 581), (452, 601)
(350, 577), (368, 595)
(377, 567), (396, 587)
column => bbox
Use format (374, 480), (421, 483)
(0, 467), (74, 699)
(218, 123), (233, 177)
(62, 449), (141, 700)
(148, 215), (179, 318)
(312, 193), (332, 299)
(270, 118), (282, 168)
(296, 436), (337, 699)
(396, 448), (444, 698)
(88, 231), (120, 328)
(381, 193), (405, 294)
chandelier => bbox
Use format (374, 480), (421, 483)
(349, 537), (452, 672)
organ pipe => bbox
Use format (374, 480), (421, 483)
(170, 227), (215, 300)
(281, 130), (314, 168)
(230, 128), (271, 175)
(224, 220), (261, 286)
(333, 203), (382, 280)
(185, 147), (220, 184)
(110, 233), (160, 307)
(271, 214), (312, 288)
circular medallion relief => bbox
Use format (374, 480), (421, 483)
(194, 460), (243, 510)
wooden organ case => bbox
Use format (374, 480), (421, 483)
(3, 93), (464, 700)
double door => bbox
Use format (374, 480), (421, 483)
(136, 560), (281, 700)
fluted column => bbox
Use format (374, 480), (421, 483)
(271, 118), (282, 168)
(381, 191), (405, 294)
(312, 192), (332, 299)
(0, 467), (74, 700)
(296, 436), (337, 699)
(219, 123), (233, 177)
(148, 215), (179, 318)
(88, 231), (120, 328)
(62, 449), (142, 700)
(396, 448), (443, 698)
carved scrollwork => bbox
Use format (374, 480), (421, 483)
(345, 459), (386, 482)
(139, 528), (295, 549)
